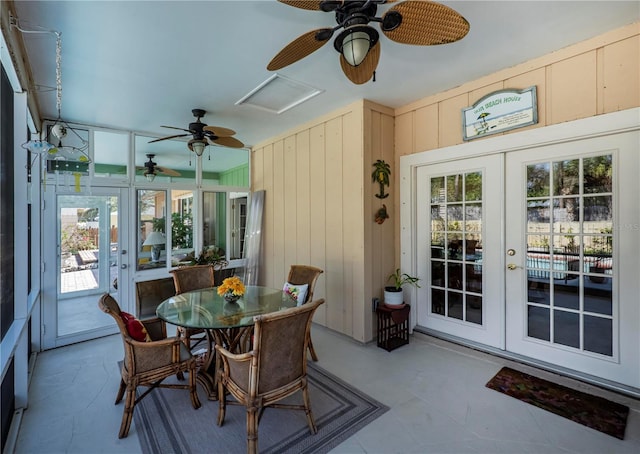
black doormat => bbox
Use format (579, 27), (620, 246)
(486, 367), (629, 439)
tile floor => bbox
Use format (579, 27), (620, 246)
(13, 326), (640, 454)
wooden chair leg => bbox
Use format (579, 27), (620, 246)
(115, 377), (126, 404)
(119, 385), (136, 438)
(189, 366), (202, 409)
(217, 380), (226, 426)
(308, 337), (319, 362)
(246, 407), (258, 454)
(302, 385), (317, 434)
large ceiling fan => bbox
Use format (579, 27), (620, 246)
(267, 0), (470, 84)
(138, 154), (181, 181)
(148, 109), (244, 155)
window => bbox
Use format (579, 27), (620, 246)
(137, 189), (167, 270)
(203, 192), (227, 257)
(94, 130), (129, 179)
(170, 190), (194, 266)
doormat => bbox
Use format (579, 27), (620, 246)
(485, 367), (629, 439)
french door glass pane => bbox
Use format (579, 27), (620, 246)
(525, 154), (613, 356)
(430, 171), (483, 325)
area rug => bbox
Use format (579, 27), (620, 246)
(133, 362), (389, 454)
(485, 366), (629, 439)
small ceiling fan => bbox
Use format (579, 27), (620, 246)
(267, 0), (470, 84)
(137, 154), (181, 181)
(148, 108), (245, 155)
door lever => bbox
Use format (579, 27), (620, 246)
(507, 263), (522, 270)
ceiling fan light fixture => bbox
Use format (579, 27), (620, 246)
(144, 171), (156, 182)
(188, 139), (207, 156)
(335, 26), (379, 67)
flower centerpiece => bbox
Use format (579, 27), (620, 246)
(217, 276), (245, 303)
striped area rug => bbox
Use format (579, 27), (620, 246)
(134, 362), (389, 453)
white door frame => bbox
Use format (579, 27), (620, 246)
(415, 155), (505, 349)
(400, 108), (640, 389)
(42, 186), (130, 348)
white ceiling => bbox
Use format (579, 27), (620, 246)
(11, 0), (640, 154)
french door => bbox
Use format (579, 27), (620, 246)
(42, 187), (129, 349)
(505, 131), (639, 386)
(415, 130), (640, 388)
(416, 154), (504, 349)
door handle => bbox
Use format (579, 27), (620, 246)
(121, 264), (127, 269)
(507, 263), (522, 270)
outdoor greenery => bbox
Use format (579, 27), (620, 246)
(61, 225), (96, 254)
(152, 213), (193, 249)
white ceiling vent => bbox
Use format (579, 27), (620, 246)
(235, 74), (323, 114)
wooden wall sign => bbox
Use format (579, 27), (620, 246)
(462, 86), (538, 141)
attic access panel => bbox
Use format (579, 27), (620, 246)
(236, 74), (323, 114)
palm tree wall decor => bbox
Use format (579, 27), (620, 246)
(372, 159), (390, 199)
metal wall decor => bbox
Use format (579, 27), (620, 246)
(375, 204), (389, 224)
(372, 159), (390, 199)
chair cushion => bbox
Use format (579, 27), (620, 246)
(120, 311), (151, 342)
(283, 282), (309, 306)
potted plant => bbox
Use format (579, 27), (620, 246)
(384, 268), (420, 306)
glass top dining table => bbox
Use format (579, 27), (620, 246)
(156, 285), (298, 400)
(156, 285), (298, 330)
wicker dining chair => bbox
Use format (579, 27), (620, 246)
(134, 277), (177, 319)
(286, 265), (324, 361)
(169, 264), (217, 347)
(216, 298), (325, 454)
(98, 293), (201, 438)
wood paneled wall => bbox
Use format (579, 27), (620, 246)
(219, 163), (248, 187)
(252, 100), (394, 342)
(251, 22), (639, 343)
(395, 22), (639, 156)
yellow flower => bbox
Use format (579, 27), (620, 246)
(217, 276), (245, 297)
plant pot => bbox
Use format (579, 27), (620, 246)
(383, 286), (404, 306)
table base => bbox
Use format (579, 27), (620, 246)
(195, 326), (253, 400)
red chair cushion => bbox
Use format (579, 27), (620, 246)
(120, 311), (151, 342)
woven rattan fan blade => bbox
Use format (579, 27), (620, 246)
(155, 166), (181, 177)
(382, 0), (469, 45)
(202, 125), (236, 138)
(339, 41), (380, 85)
(267, 28), (333, 70)
(277, 0), (324, 10)
(210, 136), (245, 149)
